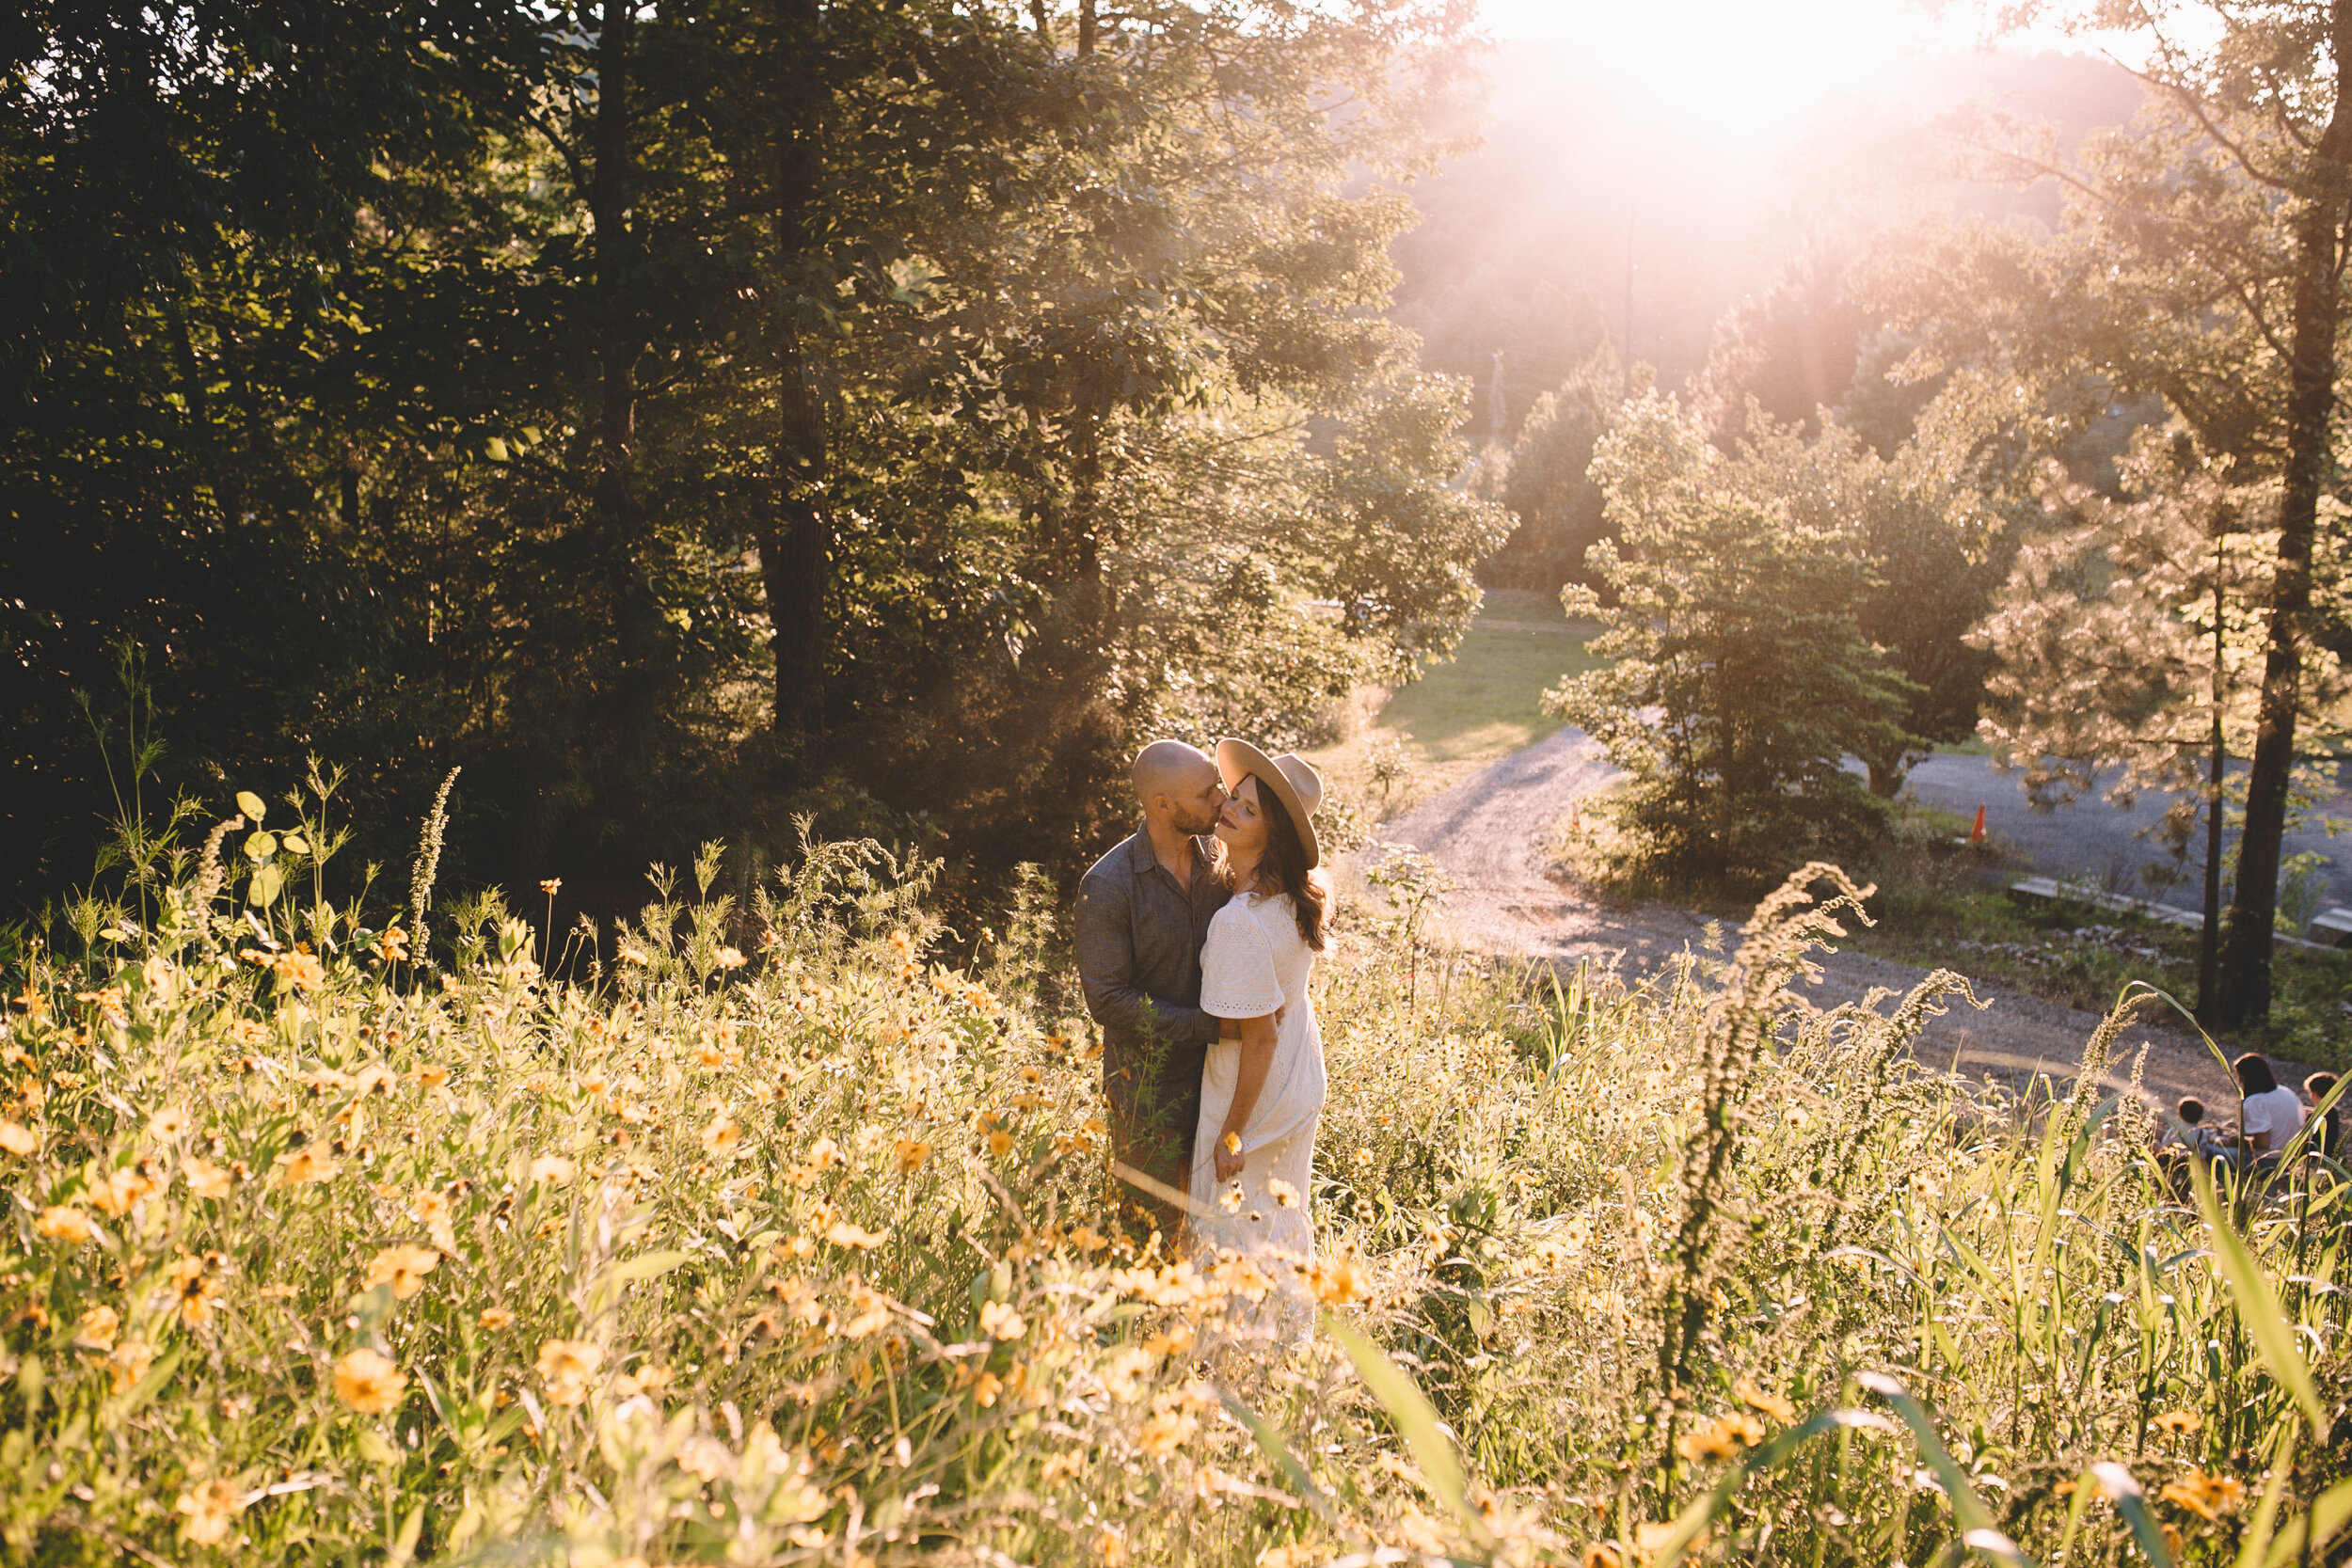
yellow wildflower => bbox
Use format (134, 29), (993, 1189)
(175, 1479), (246, 1545)
(409, 1062), (448, 1087)
(894, 1138), (931, 1173)
(333, 1347), (407, 1413)
(838, 1280), (892, 1338)
(1306, 1252), (1370, 1306)
(361, 1243), (440, 1301)
(375, 926), (410, 963)
(480, 1307), (516, 1331)
(1136, 1404), (1197, 1457)
(1143, 1322), (1196, 1356)
(268, 952), (326, 990)
(416, 1191), (457, 1253)
(146, 1106), (190, 1141)
(2161, 1470), (2247, 1521)
(72, 1304), (120, 1353)
(275, 1147), (337, 1186)
(536, 1338), (603, 1405)
(1676, 1413), (1765, 1465)
(0, 1121), (35, 1156)
(169, 1256), (222, 1326)
(528, 1154), (576, 1185)
(979, 1300), (1026, 1340)
(539, 879), (562, 895)
(1735, 1376), (1798, 1425)
(701, 1113), (741, 1158)
(11, 983), (49, 1019)
(36, 1205), (94, 1244)
(825, 1220), (887, 1250)
(713, 946), (747, 972)
(2152, 1409), (2203, 1439)
(184, 1158), (233, 1200)
(107, 1339), (155, 1392)
(88, 1165), (156, 1216)
(1634, 1521), (1708, 1562)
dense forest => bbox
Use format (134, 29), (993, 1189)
(4, 0), (1506, 924)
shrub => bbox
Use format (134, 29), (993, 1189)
(1548, 397), (1915, 892)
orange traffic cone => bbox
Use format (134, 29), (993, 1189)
(1969, 804), (1986, 844)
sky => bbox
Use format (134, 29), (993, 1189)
(1473, 0), (2140, 147)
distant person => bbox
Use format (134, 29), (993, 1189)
(2160, 1097), (2219, 1158)
(1075, 740), (1233, 1239)
(2304, 1072), (2343, 1162)
(2233, 1053), (2305, 1162)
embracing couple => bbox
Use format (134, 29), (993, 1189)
(1073, 737), (1328, 1275)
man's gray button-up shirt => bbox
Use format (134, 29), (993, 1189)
(1073, 826), (1232, 1083)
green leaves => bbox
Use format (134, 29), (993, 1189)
(2190, 1156), (2327, 1433)
(236, 791), (268, 824)
(1326, 1316), (1475, 1536)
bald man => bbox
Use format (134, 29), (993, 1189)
(1074, 740), (1232, 1238)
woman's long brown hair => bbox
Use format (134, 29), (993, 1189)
(1241, 777), (1328, 950)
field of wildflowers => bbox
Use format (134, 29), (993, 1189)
(7, 787), (2352, 1566)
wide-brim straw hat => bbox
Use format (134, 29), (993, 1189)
(1216, 738), (1325, 870)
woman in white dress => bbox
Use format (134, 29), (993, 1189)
(1190, 739), (1328, 1281)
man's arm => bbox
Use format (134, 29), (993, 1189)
(1073, 871), (1218, 1047)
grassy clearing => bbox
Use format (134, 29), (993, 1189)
(1310, 589), (1608, 823)
(8, 796), (2352, 1564)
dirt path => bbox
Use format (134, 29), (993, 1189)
(1368, 727), (2265, 1108)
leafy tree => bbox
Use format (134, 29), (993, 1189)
(1, 0), (1502, 919)
(1970, 431), (2348, 1006)
(1547, 397), (1913, 888)
(1717, 397), (2010, 796)
(1489, 342), (1626, 592)
(1688, 247), (1875, 445)
(1867, 0), (2352, 1022)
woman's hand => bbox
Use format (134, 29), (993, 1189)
(1214, 1128), (1245, 1183)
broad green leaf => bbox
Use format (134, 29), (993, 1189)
(235, 790), (267, 823)
(485, 436), (508, 462)
(248, 863), (283, 906)
(390, 1502), (425, 1564)
(2095, 1462), (2176, 1567)
(244, 831), (278, 863)
(607, 1248), (691, 1286)
(282, 832), (310, 854)
(1856, 1373), (2024, 1563)
(1327, 1315), (1474, 1535)
(2263, 1474), (2352, 1568)
(2234, 1432), (2295, 1568)
(1216, 1386), (1337, 1525)
(356, 1424), (400, 1465)
(2190, 1158), (2326, 1433)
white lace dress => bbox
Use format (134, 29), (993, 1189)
(1188, 891), (1325, 1274)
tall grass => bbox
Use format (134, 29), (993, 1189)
(6, 805), (2351, 1565)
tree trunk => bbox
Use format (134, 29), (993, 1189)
(2212, 4), (2352, 1024)
(2197, 558), (2227, 1020)
(590, 1), (657, 737)
(761, 0), (833, 761)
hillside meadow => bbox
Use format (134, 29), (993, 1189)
(5, 808), (2352, 1566)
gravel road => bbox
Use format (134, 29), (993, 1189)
(1900, 752), (2352, 912)
(1368, 727), (2296, 1108)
